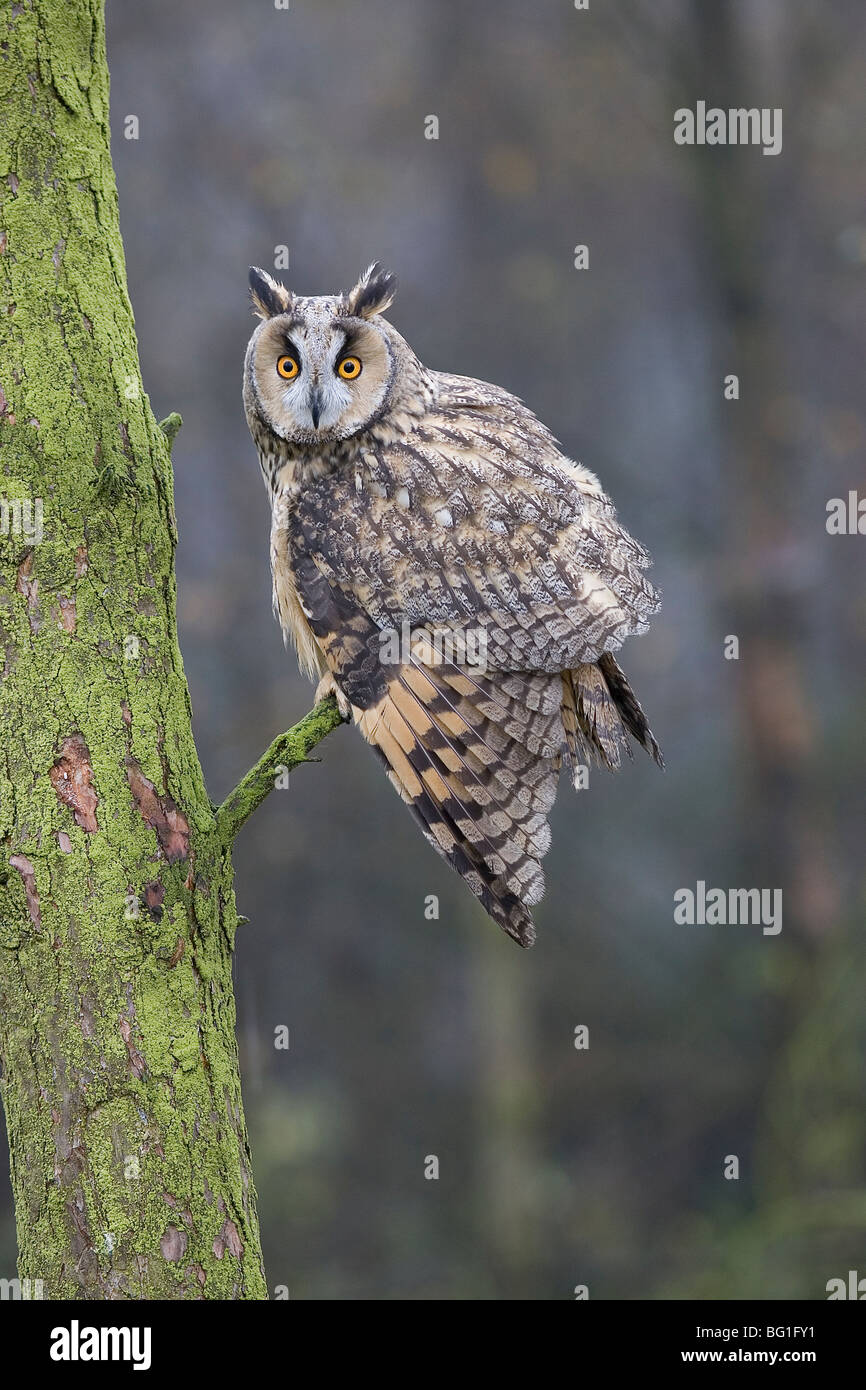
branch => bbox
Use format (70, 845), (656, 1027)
(215, 695), (345, 844)
(158, 412), (183, 450)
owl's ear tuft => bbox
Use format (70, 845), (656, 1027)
(249, 266), (292, 319)
(346, 262), (397, 319)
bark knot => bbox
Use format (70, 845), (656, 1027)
(9, 853), (40, 928)
(213, 1218), (243, 1261)
(125, 759), (190, 862)
(50, 733), (99, 833)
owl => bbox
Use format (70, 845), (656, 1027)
(243, 263), (662, 946)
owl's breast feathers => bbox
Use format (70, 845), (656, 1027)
(282, 373), (662, 945)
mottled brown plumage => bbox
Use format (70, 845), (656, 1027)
(243, 264), (662, 946)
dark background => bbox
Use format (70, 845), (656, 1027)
(3, 0), (865, 1299)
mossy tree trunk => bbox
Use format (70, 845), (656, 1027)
(0, 0), (340, 1299)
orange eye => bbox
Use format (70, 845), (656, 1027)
(276, 355), (299, 380)
(337, 355), (362, 380)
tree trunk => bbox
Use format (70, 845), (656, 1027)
(0, 0), (340, 1300)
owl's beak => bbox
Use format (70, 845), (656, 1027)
(308, 385), (323, 430)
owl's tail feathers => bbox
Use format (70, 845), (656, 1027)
(354, 657), (562, 947)
(598, 652), (664, 767)
(562, 654), (664, 783)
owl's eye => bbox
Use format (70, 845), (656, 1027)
(336, 356), (362, 380)
(276, 355), (300, 380)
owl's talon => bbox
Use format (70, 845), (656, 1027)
(315, 673), (352, 721)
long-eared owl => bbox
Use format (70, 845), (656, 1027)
(243, 263), (662, 946)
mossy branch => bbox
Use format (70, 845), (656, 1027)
(158, 412), (183, 449)
(215, 695), (346, 844)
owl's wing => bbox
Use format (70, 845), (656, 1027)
(288, 373), (660, 944)
(289, 370), (661, 675)
(293, 548), (561, 945)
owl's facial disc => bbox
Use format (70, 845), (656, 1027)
(250, 308), (393, 442)
(272, 333), (350, 433)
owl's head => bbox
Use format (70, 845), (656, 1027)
(243, 262), (401, 446)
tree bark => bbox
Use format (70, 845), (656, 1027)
(0, 0), (340, 1299)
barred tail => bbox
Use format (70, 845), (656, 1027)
(562, 653), (663, 781)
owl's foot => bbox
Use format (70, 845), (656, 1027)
(315, 672), (352, 721)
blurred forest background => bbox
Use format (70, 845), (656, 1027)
(2, 0), (865, 1299)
